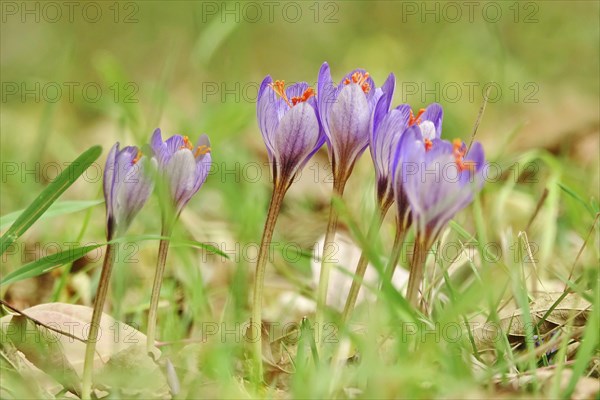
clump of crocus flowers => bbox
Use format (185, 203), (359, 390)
(81, 62), (485, 394)
(81, 130), (212, 399)
(250, 62), (486, 382)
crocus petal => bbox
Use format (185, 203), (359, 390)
(421, 103), (443, 138)
(466, 141), (486, 171)
(192, 134), (212, 193)
(115, 156), (156, 229)
(112, 146), (138, 214)
(151, 128), (163, 152)
(165, 135), (186, 158)
(371, 73), (396, 141)
(192, 152), (212, 195)
(151, 128), (169, 166)
(380, 73), (396, 103)
(103, 143), (119, 221)
(164, 149), (198, 212)
(371, 107), (411, 202)
(271, 102), (321, 181)
(393, 126), (424, 209)
(257, 75), (278, 161)
(328, 83), (371, 168)
(393, 126), (425, 173)
(317, 62), (336, 141)
(459, 141), (486, 187)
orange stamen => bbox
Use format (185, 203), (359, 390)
(132, 149), (142, 165)
(180, 136), (194, 151)
(194, 145), (211, 157)
(453, 139), (475, 172)
(269, 80), (292, 107)
(424, 138), (433, 152)
(408, 108), (425, 126)
(344, 71), (371, 94)
(291, 87), (315, 106)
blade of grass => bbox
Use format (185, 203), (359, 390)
(0, 145), (102, 255)
(1, 235), (229, 287)
(1, 243), (103, 286)
(562, 273), (598, 398)
(0, 200), (103, 230)
(558, 182), (596, 217)
(512, 232), (540, 392)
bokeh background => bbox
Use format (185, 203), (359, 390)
(1, 0), (598, 360)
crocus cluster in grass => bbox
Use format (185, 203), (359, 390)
(103, 130), (212, 236)
(253, 61), (487, 323)
(256, 61), (486, 252)
(91, 61), (486, 392)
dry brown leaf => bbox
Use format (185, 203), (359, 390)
(95, 344), (170, 399)
(472, 292), (591, 351)
(0, 302), (162, 396)
(5, 315), (81, 396)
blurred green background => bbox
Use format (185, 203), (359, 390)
(1, 0), (598, 346)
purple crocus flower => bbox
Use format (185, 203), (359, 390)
(317, 62), (387, 182)
(103, 143), (155, 237)
(257, 76), (325, 188)
(150, 129), (212, 216)
(398, 131), (486, 244)
(375, 102), (443, 222)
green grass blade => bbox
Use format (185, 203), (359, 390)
(118, 234), (231, 259)
(0, 243), (103, 286)
(557, 182), (596, 216)
(562, 275), (599, 398)
(169, 238), (230, 259)
(1, 235), (229, 287)
(0, 200), (104, 230)
(0, 145), (102, 255)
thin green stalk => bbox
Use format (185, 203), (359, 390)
(81, 241), (117, 399)
(382, 225), (407, 286)
(315, 177), (347, 343)
(146, 225), (173, 354)
(406, 237), (428, 310)
(251, 184), (286, 385)
(340, 200), (391, 323)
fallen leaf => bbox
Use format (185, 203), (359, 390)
(95, 344), (170, 399)
(0, 302), (152, 375)
(5, 315), (81, 396)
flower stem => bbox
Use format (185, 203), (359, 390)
(251, 184), (286, 385)
(81, 241), (117, 400)
(406, 237), (428, 310)
(382, 225), (407, 289)
(315, 177), (347, 344)
(146, 224), (173, 354)
(340, 200), (391, 324)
